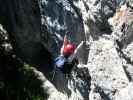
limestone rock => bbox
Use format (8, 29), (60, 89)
(114, 82), (133, 100)
(88, 37), (129, 100)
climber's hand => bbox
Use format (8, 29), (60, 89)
(64, 34), (67, 42)
(80, 41), (85, 45)
(64, 34), (69, 46)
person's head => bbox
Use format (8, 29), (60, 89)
(63, 43), (76, 57)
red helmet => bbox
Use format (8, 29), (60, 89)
(63, 43), (76, 56)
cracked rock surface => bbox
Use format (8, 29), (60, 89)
(0, 0), (133, 100)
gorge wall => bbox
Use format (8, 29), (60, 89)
(0, 0), (133, 100)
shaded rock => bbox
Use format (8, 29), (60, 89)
(39, 0), (115, 55)
(73, 67), (91, 100)
(0, 25), (47, 100)
(51, 66), (91, 100)
(123, 42), (133, 63)
(0, 24), (13, 55)
(0, 0), (53, 73)
(127, 0), (133, 7)
(119, 42), (133, 81)
(74, 0), (114, 40)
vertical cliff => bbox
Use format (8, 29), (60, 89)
(0, 0), (133, 100)
(0, 0), (53, 69)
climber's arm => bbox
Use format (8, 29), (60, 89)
(64, 35), (69, 46)
(60, 35), (69, 55)
(74, 41), (84, 55)
(68, 41), (84, 61)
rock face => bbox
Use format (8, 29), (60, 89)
(43, 1), (133, 100)
(39, 0), (116, 55)
(74, 0), (115, 36)
(0, 0), (53, 73)
(0, 0), (133, 100)
(88, 37), (129, 100)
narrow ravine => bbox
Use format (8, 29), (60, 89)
(0, 0), (133, 100)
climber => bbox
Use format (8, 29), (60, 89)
(54, 33), (84, 75)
